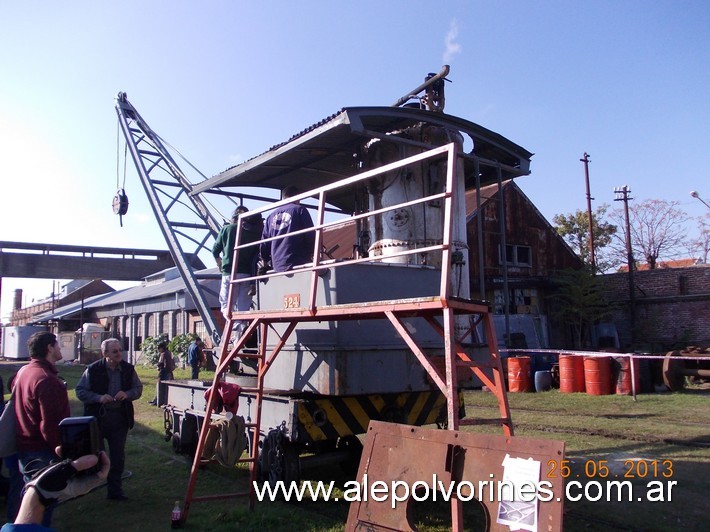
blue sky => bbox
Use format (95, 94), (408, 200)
(1, 1), (709, 321)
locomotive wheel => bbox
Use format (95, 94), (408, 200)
(663, 350), (710, 391)
(172, 432), (182, 454)
(259, 430), (300, 491)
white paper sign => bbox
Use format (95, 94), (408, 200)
(496, 454), (541, 532)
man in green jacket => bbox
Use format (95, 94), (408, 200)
(212, 206), (263, 336)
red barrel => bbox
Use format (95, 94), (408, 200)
(508, 356), (532, 392)
(559, 355), (585, 393)
(615, 357), (641, 395)
(584, 356), (612, 395)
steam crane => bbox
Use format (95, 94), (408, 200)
(115, 92), (224, 345)
(114, 67), (548, 529)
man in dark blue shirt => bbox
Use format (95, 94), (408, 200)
(260, 186), (315, 272)
(187, 338), (204, 379)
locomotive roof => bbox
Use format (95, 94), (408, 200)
(193, 106), (533, 213)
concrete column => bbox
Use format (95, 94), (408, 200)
(168, 310), (176, 338)
(128, 315), (138, 364)
(142, 313), (149, 343)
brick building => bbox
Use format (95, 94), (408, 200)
(322, 180), (584, 349)
(9, 280), (114, 326)
(600, 265), (710, 350)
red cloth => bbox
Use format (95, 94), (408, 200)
(204, 382), (241, 415)
(13, 359), (70, 453)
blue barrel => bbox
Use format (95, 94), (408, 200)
(534, 370), (552, 392)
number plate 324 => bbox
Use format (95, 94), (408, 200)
(283, 294), (301, 308)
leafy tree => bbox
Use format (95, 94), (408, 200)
(610, 199), (690, 269)
(169, 333), (198, 365)
(553, 204), (618, 272)
(546, 267), (614, 348)
(140, 334), (168, 366)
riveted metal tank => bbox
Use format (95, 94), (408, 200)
(363, 124), (471, 299)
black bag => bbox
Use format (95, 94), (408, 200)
(0, 396), (17, 458)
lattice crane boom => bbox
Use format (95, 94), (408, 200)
(115, 91), (223, 345)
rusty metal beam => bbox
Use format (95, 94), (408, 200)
(0, 241), (184, 281)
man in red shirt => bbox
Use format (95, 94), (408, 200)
(13, 331), (70, 526)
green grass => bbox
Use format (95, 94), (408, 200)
(2, 361), (708, 531)
(467, 388), (710, 531)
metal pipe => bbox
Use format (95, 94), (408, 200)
(475, 158), (485, 298)
(392, 65), (450, 107)
(498, 165), (510, 344)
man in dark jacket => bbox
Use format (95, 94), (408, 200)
(260, 186), (315, 272)
(187, 337), (204, 379)
(76, 338), (142, 501)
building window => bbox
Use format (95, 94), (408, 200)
(135, 316), (144, 348)
(175, 311), (183, 336)
(493, 288), (539, 315)
(147, 313), (155, 337)
(499, 244), (532, 267)
(194, 320), (206, 342)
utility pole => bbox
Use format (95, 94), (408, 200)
(581, 153), (595, 270)
(614, 185), (635, 345)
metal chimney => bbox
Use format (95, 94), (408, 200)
(13, 289), (23, 311)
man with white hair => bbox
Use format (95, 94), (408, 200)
(76, 338), (142, 501)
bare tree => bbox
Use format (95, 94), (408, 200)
(610, 199), (690, 269)
(687, 213), (710, 264)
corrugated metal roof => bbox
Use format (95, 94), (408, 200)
(87, 268), (220, 308)
(192, 106), (533, 213)
(464, 181), (509, 218)
(32, 268), (221, 321)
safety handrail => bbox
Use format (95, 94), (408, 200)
(227, 142), (459, 314)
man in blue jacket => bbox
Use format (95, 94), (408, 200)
(260, 186), (315, 272)
(187, 337), (204, 379)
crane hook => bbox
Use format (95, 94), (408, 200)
(112, 188), (129, 227)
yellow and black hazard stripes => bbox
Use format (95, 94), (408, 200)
(295, 390), (462, 443)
